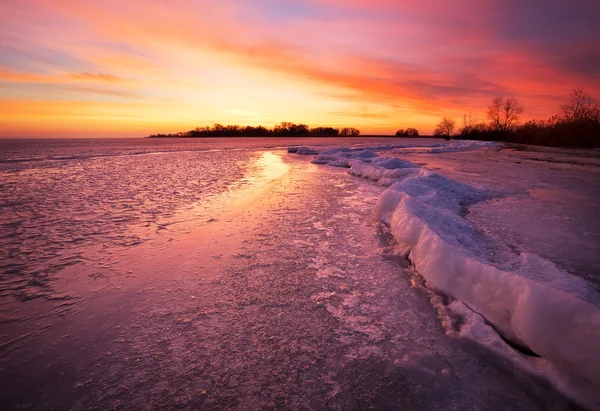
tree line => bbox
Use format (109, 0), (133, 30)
(149, 122), (361, 138)
(433, 87), (600, 148)
(395, 128), (420, 137)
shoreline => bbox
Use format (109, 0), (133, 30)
(300, 141), (600, 408)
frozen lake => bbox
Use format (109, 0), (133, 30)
(0, 138), (598, 409)
(398, 144), (600, 287)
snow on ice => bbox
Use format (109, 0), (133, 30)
(295, 140), (600, 392)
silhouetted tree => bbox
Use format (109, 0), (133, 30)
(395, 128), (419, 137)
(434, 117), (455, 138)
(458, 113), (491, 139)
(339, 127), (360, 136)
(271, 122), (308, 136)
(560, 86), (599, 122)
(149, 123), (360, 138)
(487, 96), (524, 133)
(310, 127), (340, 136)
(293, 124), (311, 135)
(460, 112), (477, 134)
(406, 128), (418, 136)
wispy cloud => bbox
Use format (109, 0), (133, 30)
(1, 0), (599, 137)
(70, 73), (123, 82)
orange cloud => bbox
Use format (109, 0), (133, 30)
(70, 73), (123, 82)
(0, 69), (125, 84)
(1, 0), (598, 137)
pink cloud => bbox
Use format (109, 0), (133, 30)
(1, 0), (599, 136)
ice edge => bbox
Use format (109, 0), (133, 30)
(300, 141), (600, 407)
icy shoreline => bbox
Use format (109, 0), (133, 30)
(296, 141), (600, 404)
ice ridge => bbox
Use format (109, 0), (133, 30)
(299, 141), (600, 389)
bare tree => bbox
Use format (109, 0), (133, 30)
(405, 128), (419, 137)
(395, 128), (419, 137)
(459, 112), (477, 136)
(560, 86), (599, 122)
(487, 95), (524, 132)
(434, 117), (455, 138)
(341, 127), (360, 136)
(462, 112), (478, 129)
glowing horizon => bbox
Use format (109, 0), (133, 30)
(1, 0), (599, 138)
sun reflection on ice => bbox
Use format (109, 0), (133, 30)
(255, 152), (289, 181)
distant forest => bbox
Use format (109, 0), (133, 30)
(149, 122), (361, 138)
(433, 87), (600, 148)
(149, 87), (600, 148)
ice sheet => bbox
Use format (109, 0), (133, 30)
(298, 141), (600, 393)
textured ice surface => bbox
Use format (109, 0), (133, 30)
(0, 139), (583, 410)
(310, 140), (493, 165)
(376, 178), (600, 388)
(301, 140), (600, 405)
(0, 137), (434, 302)
(295, 146), (321, 155)
(0, 147), (260, 302)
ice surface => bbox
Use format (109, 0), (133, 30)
(427, 140), (495, 153)
(2, 138), (595, 409)
(299, 140), (490, 165)
(295, 146), (321, 155)
(4, 144), (581, 410)
(377, 186), (600, 387)
(299, 141), (600, 392)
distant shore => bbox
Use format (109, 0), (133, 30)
(146, 134), (426, 139)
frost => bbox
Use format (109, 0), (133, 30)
(295, 146), (321, 155)
(302, 140), (600, 389)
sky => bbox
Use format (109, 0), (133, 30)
(1, 0), (599, 137)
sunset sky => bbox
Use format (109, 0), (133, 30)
(1, 0), (599, 137)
